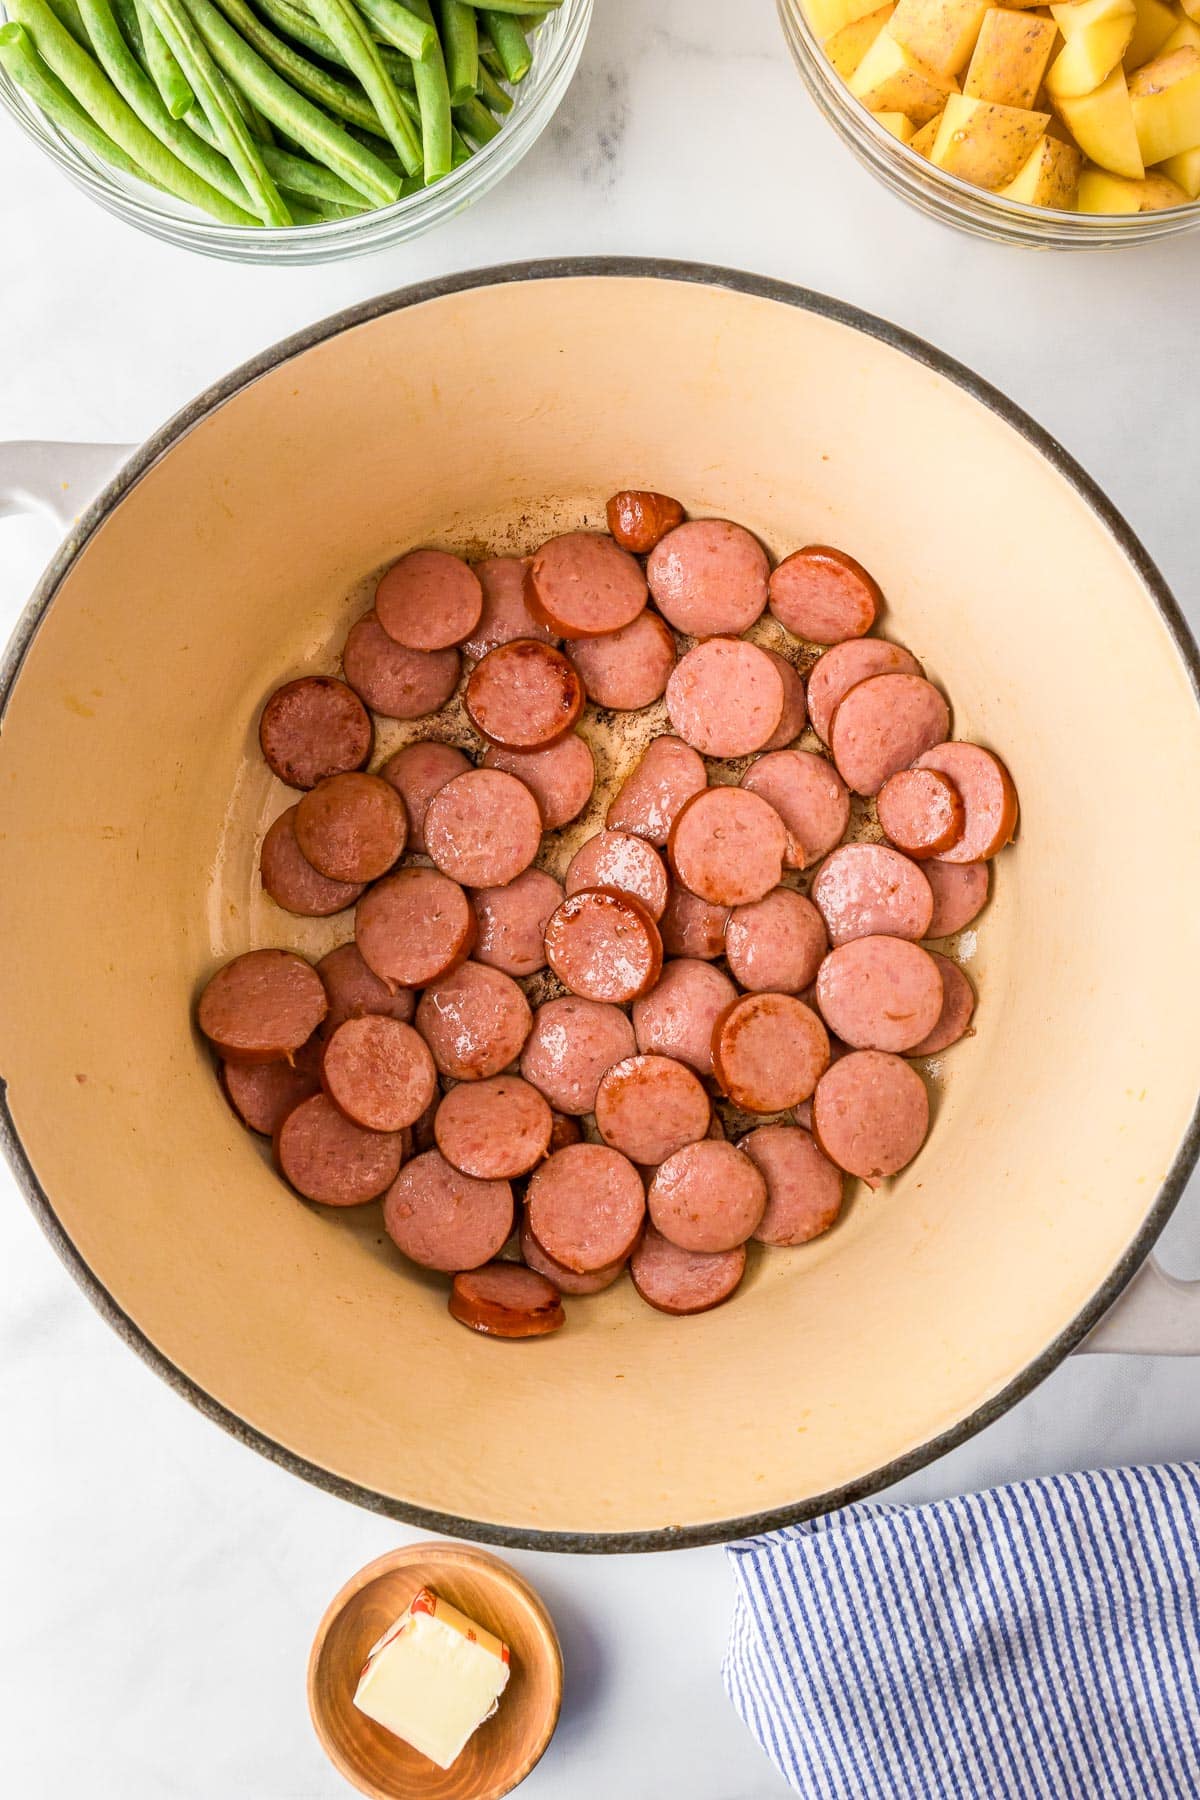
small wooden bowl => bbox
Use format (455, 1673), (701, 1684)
(307, 1543), (562, 1800)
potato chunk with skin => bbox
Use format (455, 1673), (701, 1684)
(806, 0), (886, 40)
(1054, 65), (1144, 174)
(997, 131), (1084, 199)
(1137, 166), (1192, 198)
(874, 107), (920, 136)
(966, 10), (1058, 106)
(1160, 141), (1200, 190)
(930, 91), (1051, 182)
(1129, 45), (1200, 161)
(825, 3), (896, 78)
(1125, 0), (1179, 66)
(1077, 163), (1145, 203)
(887, 0), (989, 75)
(1046, 0), (1136, 97)
(850, 28), (960, 121)
(1162, 15), (1200, 52)
(910, 107), (945, 150)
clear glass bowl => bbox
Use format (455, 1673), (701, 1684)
(777, 0), (1200, 249)
(0, 0), (591, 263)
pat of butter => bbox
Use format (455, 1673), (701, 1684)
(353, 1586), (511, 1769)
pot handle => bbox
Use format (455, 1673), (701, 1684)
(1079, 1256), (1200, 1355)
(0, 440), (134, 528)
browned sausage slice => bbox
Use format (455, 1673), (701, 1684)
(739, 1124), (844, 1246)
(321, 1016), (437, 1132)
(519, 997), (636, 1115)
(725, 888), (828, 994)
(924, 860), (990, 938)
(594, 1053), (711, 1165)
(605, 736), (707, 847)
(909, 952), (977, 1056)
(342, 612), (460, 720)
(815, 936), (945, 1053)
(482, 734), (595, 831)
(378, 741), (473, 855)
(526, 1141), (646, 1271)
(543, 888), (663, 1005)
(565, 831), (669, 920)
(667, 787), (788, 907)
(812, 1050), (929, 1184)
(449, 1263), (565, 1337)
(548, 1111), (583, 1153)
(416, 961), (532, 1081)
(274, 1091), (405, 1205)
(605, 489), (685, 554)
(632, 958), (738, 1077)
(465, 640), (585, 749)
(423, 769), (543, 888)
(768, 546), (882, 644)
(760, 650), (808, 752)
(807, 639), (921, 744)
(811, 844), (934, 945)
(471, 868), (564, 978)
(740, 749), (850, 868)
(434, 1075), (552, 1179)
(659, 884), (730, 959)
(647, 520), (770, 637)
(261, 808), (366, 917)
(648, 1139), (767, 1252)
(630, 1225), (745, 1315)
(198, 949), (327, 1064)
(519, 1214), (626, 1295)
(462, 556), (556, 660)
(877, 767), (965, 858)
(295, 772), (408, 883)
(375, 549), (483, 651)
(317, 942), (416, 1032)
(666, 638), (784, 758)
(567, 610), (676, 711)
(356, 867), (476, 988)
(914, 742), (1019, 862)
(221, 1046), (321, 1136)
(712, 993), (830, 1113)
(384, 1150), (514, 1270)
(830, 673), (951, 796)
(259, 676), (373, 791)
(526, 532), (648, 638)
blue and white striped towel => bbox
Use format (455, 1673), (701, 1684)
(725, 1464), (1200, 1800)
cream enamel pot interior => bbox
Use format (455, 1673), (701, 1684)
(1, 262), (1199, 1552)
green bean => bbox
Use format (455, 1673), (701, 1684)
(280, 187), (356, 217)
(140, 0), (286, 217)
(199, 0), (382, 135)
(479, 8), (528, 81)
(304, 0), (420, 170)
(44, 0), (92, 45)
(398, 0), (449, 178)
(131, 0), (192, 113)
(0, 19), (151, 170)
(473, 0), (558, 10)
(6, 0), (260, 218)
(452, 93), (497, 144)
(352, 0), (434, 59)
(474, 55), (509, 113)
(255, 0), (416, 90)
(110, 0), (144, 49)
(262, 139), (364, 203)
(183, 0), (402, 202)
(437, 0), (474, 104)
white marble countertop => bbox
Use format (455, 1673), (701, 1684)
(2, 2), (1200, 1794)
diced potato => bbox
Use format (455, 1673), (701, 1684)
(997, 130), (1084, 197)
(1159, 140), (1200, 187)
(874, 107), (921, 136)
(966, 10), (1058, 106)
(826, 3), (897, 77)
(850, 28), (959, 122)
(1046, 0), (1136, 96)
(1124, 0), (1179, 65)
(887, 0), (990, 75)
(1162, 16), (1200, 50)
(1137, 165), (1193, 195)
(1128, 45), (1200, 159)
(1077, 163), (1146, 202)
(910, 107), (946, 149)
(930, 91), (1051, 181)
(1180, 0), (1200, 21)
(1054, 65), (1145, 173)
(805, 0), (886, 41)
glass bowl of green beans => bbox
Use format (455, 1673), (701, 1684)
(0, 0), (590, 261)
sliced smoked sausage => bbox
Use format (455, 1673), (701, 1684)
(605, 489), (685, 554)
(526, 1141), (646, 1272)
(434, 1075), (552, 1179)
(482, 733), (595, 831)
(462, 556), (555, 660)
(567, 609), (676, 711)
(810, 843), (934, 946)
(740, 749), (850, 869)
(760, 650), (808, 751)
(768, 545), (882, 644)
(221, 1048), (321, 1137)
(712, 993), (830, 1113)
(739, 1124), (844, 1247)
(294, 772), (407, 883)
(814, 936), (945, 1053)
(449, 1263), (565, 1337)
(375, 549), (483, 651)
(807, 639), (921, 744)
(605, 736), (707, 847)
(647, 519), (769, 637)
(811, 1050), (929, 1184)
(909, 952), (977, 1056)
(356, 867), (476, 988)
(423, 769), (543, 888)
(261, 807), (366, 917)
(876, 767), (964, 858)
(667, 787), (788, 908)
(384, 1149), (514, 1270)
(198, 949), (327, 1065)
(342, 612), (460, 719)
(666, 638), (785, 759)
(632, 958), (738, 1078)
(320, 1016), (437, 1132)
(471, 868), (564, 978)
(565, 831), (669, 921)
(630, 1225), (745, 1316)
(913, 742), (1019, 862)
(259, 676), (372, 791)
(594, 1054), (711, 1165)
(829, 672), (950, 797)
(526, 531), (648, 638)
(659, 883), (731, 960)
(379, 741), (472, 855)
(519, 1214), (626, 1295)
(724, 888), (828, 994)
(317, 942), (416, 1032)
(924, 860), (990, 938)
(519, 997), (636, 1116)
(274, 1091), (404, 1205)
(543, 888), (663, 1005)
(648, 1139), (766, 1253)
(465, 640), (585, 749)
(416, 961), (532, 1081)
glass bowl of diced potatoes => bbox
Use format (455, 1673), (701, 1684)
(778, 0), (1200, 244)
